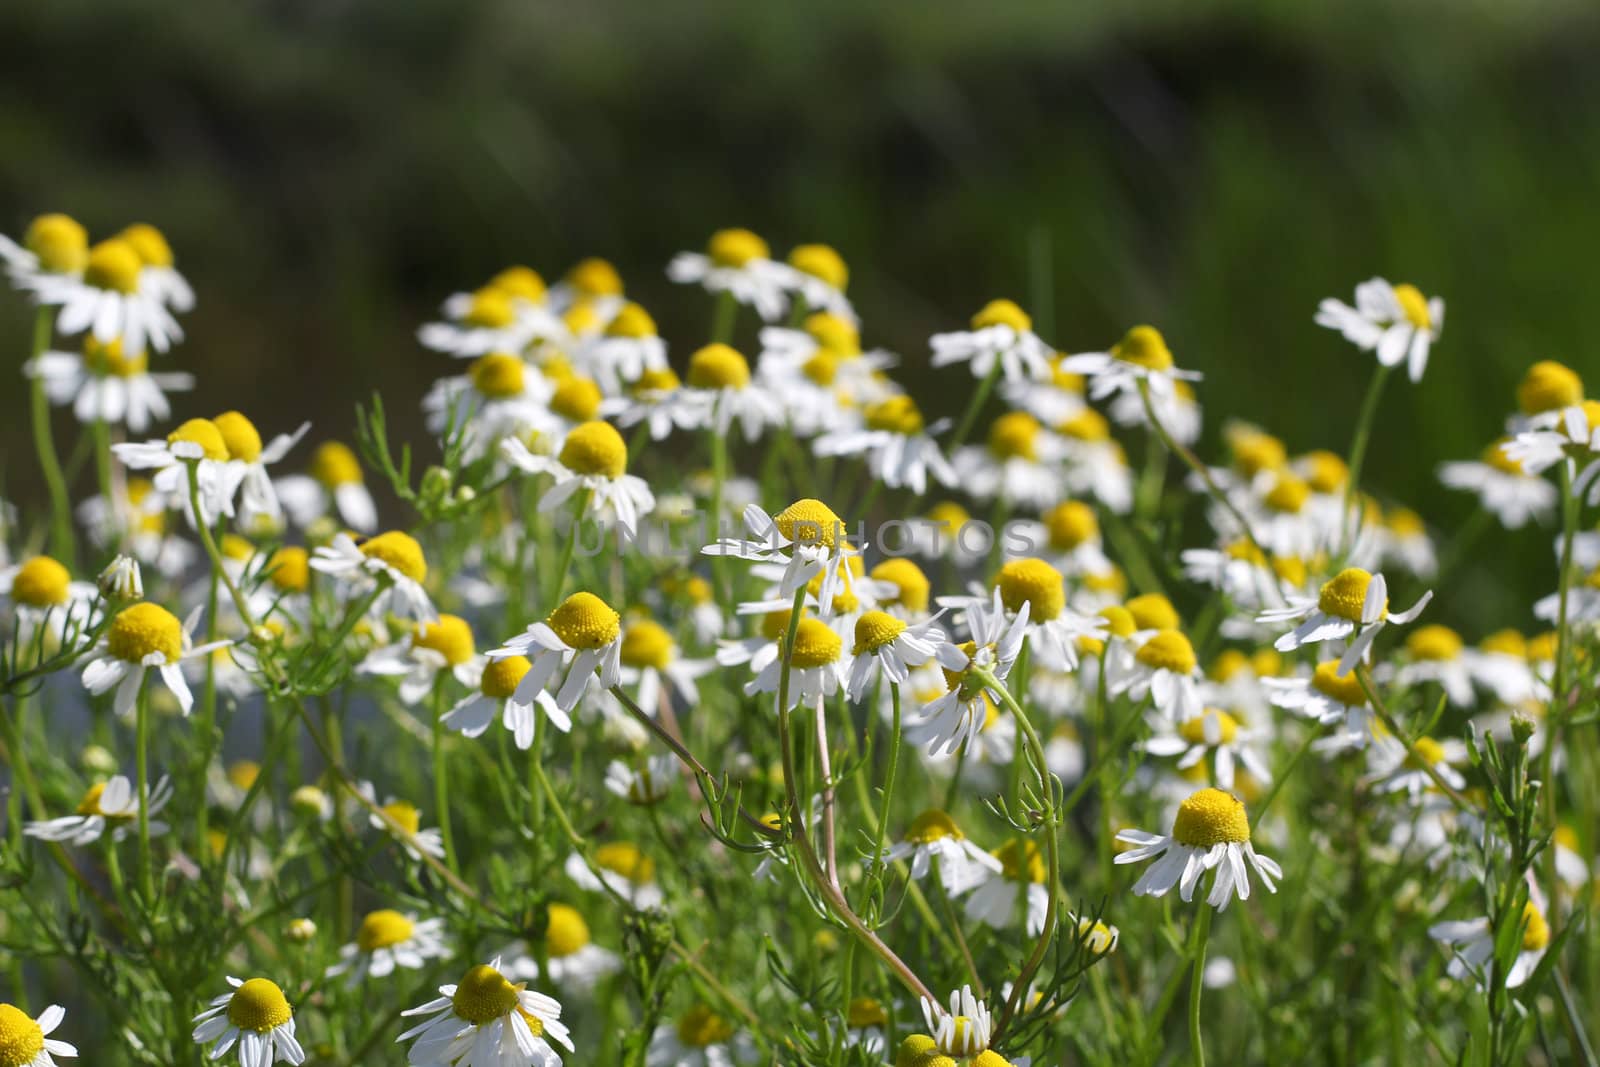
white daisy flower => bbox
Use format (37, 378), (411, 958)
(882, 810), (1003, 895)
(667, 228), (790, 322)
(1060, 326), (1203, 421)
(275, 440), (379, 533)
(908, 589), (1029, 757)
(0, 1002), (77, 1066)
(813, 395), (957, 495)
(1379, 507), (1437, 579)
(840, 997), (889, 1059)
(444, 653), (565, 750)
(604, 755), (678, 805)
(212, 412), (309, 532)
(1505, 401), (1600, 506)
(616, 618), (714, 713)
(118, 223), (194, 312)
(1510, 360), (1585, 430)
(326, 910), (450, 986)
(918, 984), (997, 1058)
(950, 411), (1065, 510)
(1112, 629), (1204, 724)
(311, 530), (437, 624)
(980, 557), (1107, 671)
(702, 498), (852, 605)
(112, 417), (242, 528)
(398, 960), (572, 1067)
(844, 609), (948, 702)
(1002, 352), (1088, 425)
(191, 977), (305, 1067)
(26, 335), (193, 433)
(359, 614), (482, 705)
(487, 591), (623, 716)
(1110, 376), (1202, 445)
(30, 237), (183, 355)
(1141, 707), (1272, 791)
(1005, 500), (1110, 577)
(565, 843), (664, 909)
(1429, 892), (1551, 990)
(1262, 661), (1376, 754)
(1392, 624), (1476, 708)
(599, 367), (701, 442)
(1315, 278), (1443, 383)
(1115, 787), (1282, 910)
(24, 773), (172, 846)
(361, 788), (448, 863)
(577, 302), (668, 393)
(501, 421), (655, 535)
(503, 904), (622, 992)
(417, 283), (552, 358)
(1054, 408), (1135, 514)
(930, 299), (1051, 383)
(1363, 733), (1467, 801)
(548, 258), (624, 317)
(80, 602), (227, 717)
(742, 616), (845, 705)
(679, 344), (782, 442)
(780, 243), (855, 321)
(645, 1004), (758, 1067)
(423, 352), (553, 461)
(0, 555), (100, 643)
(964, 839), (1051, 936)
(1, 212), (88, 291)
(1260, 568), (1432, 675)
(1463, 630), (1546, 706)
(1438, 438), (1557, 529)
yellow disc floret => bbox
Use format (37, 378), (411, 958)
(1110, 325), (1174, 371)
(1135, 630), (1197, 675)
(1479, 629), (1526, 658)
(1406, 624), (1463, 662)
(548, 376), (602, 422)
(996, 558), (1065, 622)
(381, 800), (421, 836)
(1520, 901), (1550, 951)
(490, 265), (546, 302)
(621, 619), (675, 670)
(904, 809), (963, 844)
(787, 617), (843, 667)
(469, 353), (527, 399)
(213, 411), (264, 463)
(871, 558), (931, 614)
(988, 411), (1040, 460)
(24, 213), (88, 274)
(605, 302), (657, 338)
(853, 610), (907, 654)
(1126, 593), (1180, 632)
(83, 336), (148, 377)
(548, 592), (621, 650)
(120, 223), (174, 267)
(1171, 787), (1250, 847)
(0, 1005), (44, 1067)
(805, 311), (860, 355)
(226, 978), (293, 1033)
(687, 343), (751, 391)
(10, 556), (70, 607)
(1180, 709), (1240, 745)
(567, 257), (622, 297)
(108, 602), (183, 664)
(559, 420), (627, 478)
(993, 838), (1046, 883)
(708, 228), (769, 268)
(865, 395), (925, 435)
(167, 418), (230, 462)
(1264, 474), (1310, 514)
(356, 909), (416, 952)
(1057, 408), (1111, 442)
(1228, 426), (1287, 477)
(1318, 568), (1380, 622)
(451, 964), (521, 1024)
(1391, 283), (1431, 329)
(788, 244), (848, 290)
(970, 299), (1031, 333)
(1043, 501), (1098, 550)
(545, 903), (591, 957)
(847, 996), (887, 1030)
(481, 655), (531, 698)
(1482, 437), (1525, 475)
(1517, 361), (1584, 416)
(897, 1035), (939, 1066)
(1311, 661), (1368, 706)
(83, 238), (142, 294)
(414, 614), (474, 665)
(267, 547), (310, 593)
(595, 841), (655, 883)
(676, 1004), (736, 1047)
(463, 287), (515, 328)
(359, 531), (427, 583)
(775, 498), (845, 548)
(1302, 450), (1349, 494)
(310, 441), (363, 487)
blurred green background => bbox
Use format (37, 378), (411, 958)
(2, 0), (1596, 630)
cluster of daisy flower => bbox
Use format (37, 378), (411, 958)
(0, 212), (1595, 1067)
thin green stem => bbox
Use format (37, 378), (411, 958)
(1188, 905), (1214, 1067)
(431, 677), (458, 872)
(186, 463), (256, 628)
(869, 684), (902, 872)
(134, 675), (155, 902)
(1341, 363), (1394, 554)
(947, 359), (1004, 454)
(1542, 462), (1579, 914)
(710, 290), (738, 345)
(28, 307), (73, 562)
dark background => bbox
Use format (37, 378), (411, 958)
(4, 0), (1597, 630)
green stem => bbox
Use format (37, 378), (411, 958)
(947, 359), (1003, 453)
(869, 684), (902, 872)
(1189, 905), (1214, 1067)
(710, 290), (738, 345)
(1542, 462), (1579, 914)
(548, 489), (592, 604)
(186, 463), (256, 628)
(197, 518), (222, 862)
(28, 307), (73, 562)
(1249, 726), (1321, 830)
(1341, 363), (1394, 554)
(432, 677), (458, 872)
(134, 675), (155, 902)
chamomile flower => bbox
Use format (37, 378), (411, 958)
(365, 792), (448, 862)
(0, 555), (100, 642)
(32, 237), (183, 355)
(646, 1004), (757, 1067)
(1380, 507), (1437, 578)
(931, 299), (1051, 383)
(191, 977), (305, 1066)
(1060, 326), (1203, 422)
(423, 352), (553, 460)
(680, 343), (782, 441)
(276, 440), (378, 533)
(1054, 408), (1134, 514)
(399, 960), (572, 1067)
(841, 997), (889, 1058)
(444, 653), (565, 749)
(743, 616), (844, 704)
(359, 614), (482, 704)
(882, 810), (1003, 895)
(1115, 787), (1282, 909)
(703, 498), (852, 603)
(605, 754), (678, 805)
(918, 985), (997, 1058)
(1260, 567), (1432, 675)
(1464, 630), (1546, 706)
(1512, 360), (1584, 429)
(868, 558), (933, 620)
(1141, 707), (1271, 791)
(1114, 629), (1204, 724)
(504, 904), (622, 991)
(986, 557), (1106, 671)
(213, 411), (309, 531)
(24, 773), (172, 846)
(488, 591), (623, 715)
(1504, 400), (1600, 506)
(565, 842), (663, 908)
(1364, 733), (1467, 800)
(119, 223), (194, 311)
(909, 589), (1029, 756)
(580, 302), (668, 393)
(1111, 377), (1202, 445)
(501, 420), (655, 535)
(1263, 661), (1376, 753)
(113, 417), (240, 528)
(1438, 438), (1557, 528)
(417, 284), (549, 358)
(667, 227), (790, 322)
(781, 243), (854, 320)
(600, 367), (700, 442)
(1, 212), (88, 289)
(1393, 624), (1476, 707)
(964, 839), (1051, 936)
(844, 610), (949, 701)
(951, 411), (1065, 510)
(1003, 353), (1087, 425)
(1315, 278), (1444, 383)
(1429, 893), (1550, 990)
(617, 618), (714, 713)
(80, 601), (226, 717)
(1007, 501), (1110, 576)
(0, 1002), (76, 1065)
(813, 395), (957, 494)
(26, 335), (193, 433)
(326, 910), (450, 986)
(311, 530), (437, 623)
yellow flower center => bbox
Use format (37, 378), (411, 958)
(360, 531), (428, 583)
(605, 302), (656, 338)
(463, 287), (516, 328)
(1208, 649), (1250, 683)
(1521, 901), (1550, 951)
(1527, 631), (1558, 662)
(24, 213), (88, 274)
(1404, 736), (1446, 770)
(1180, 709), (1240, 745)
(1392, 283), (1431, 329)
(970, 298), (1031, 333)
(1387, 508), (1425, 537)
(595, 841), (655, 883)
(1110, 325), (1174, 371)
(1229, 427), (1287, 477)
(802, 351), (840, 386)
(1135, 630), (1197, 675)
(988, 411), (1041, 460)
(1406, 624), (1462, 662)
(786, 617), (843, 668)
(451, 964), (522, 1025)
(870, 558), (930, 614)
(853, 610), (907, 654)
(558, 420), (628, 479)
(413, 614), (474, 666)
(11, 556), (70, 607)
(267, 547), (310, 592)
(1126, 593), (1180, 632)
(167, 418), (230, 462)
(904, 809), (963, 844)
(213, 411), (264, 464)
(83, 336), (148, 378)
(1301, 451), (1348, 494)
(996, 558), (1065, 622)
(1317, 568), (1379, 622)
(677, 1004), (736, 1047)
(805, 311), (860, 355)
(480, 655), (531, 698)
(1078, 919), (1118, 955)
(356, 909), (416, 952)
(621, 619), (675, 670)
(228, 761), (261, 791)
(218, 534), (254, 564)
(844, 997), (886, 1031)
(76, 781), (131, 819)
(633, 367), (681, 393)
(1043, 501), (1097, 550)
(488, 265), (546, 302)
(1480, 629), (1526, 658)
(1517, 361), (1584, 416)
(1171, 787), (1251, 847)
(559, 259), (618, 299)
(1479, 437), (1523, 476)
(563, 301), (602, 336)
(1311, 661), (1368, 706)
(1264, 474), (1310, 514)
(774, 498), (845, 548)
(859, 397), (924, 438)
(108, 602), (183, 664)
(994, 838), (1046, 883)
(546, 591), (621, 650)
(469, 353), (527, 399)
(381, 801), (421, 836)
(708, 228), (769, 268)
(1057, 408), (1110, 442)
(942, 1018), (982, 1056)
(926, 501), (970, 529)
(120, 223), (175, 268)
(687, 343), (751, 391)
(310, 441), (363, 488)
(83, 238), (142, 294)
(0, 1003), (43, 1067)
(226, 978), (293, 1033)
(1098, 606), (1136, 639)
(541, 377), (598, 425)
(788, 244), (848, 290)
(896, 1035), (939, 1066)
(545, 903), (591, 957)
(1048, 355), (1086, 392)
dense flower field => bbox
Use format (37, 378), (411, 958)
(0, 216), (1595, 1065)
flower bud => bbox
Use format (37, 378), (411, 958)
(98, 554), (143, 601)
